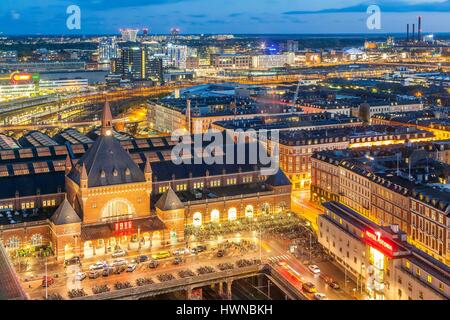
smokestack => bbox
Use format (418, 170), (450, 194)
(407, 24), (409, 42)
(418, 16), (422, 42)
(412, 24), (415, 42)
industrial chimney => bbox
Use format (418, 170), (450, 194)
(407, 24), (409, 42)
(418, 16), (422, 42)
(412, 24), (415, 42)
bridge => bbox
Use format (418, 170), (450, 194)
(73, 264), (307, 300)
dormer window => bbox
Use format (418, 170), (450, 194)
(113, 169), (118, 177)
(100, 170), (106, 178)
(125, 168), (131, 176)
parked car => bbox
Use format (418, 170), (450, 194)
(89, 261), (106, 271)
(314, 293), (327, 300)
(196, 245), (207, 253)
(112, 249), (127, 258)
(173, 248), (189, 256)
(320, 274), (340, 290)
(115, 265), (127, 274)
(75, 272), (86, 281)
(42, 276), (54, 288)
(308, 264), (321, 274)
(217, 249), (225, 258)
(111, 259), (127, 267)
(149, 260), (159, 268)
(173, 256), (183, 265)
(64, 256), (81, 267)
(89, 270), (101, 279)
(127, 263), (137, 272)
(302, 282), (317, 293)
(152, 251), (171, 260)
(138, 255), (148, 263)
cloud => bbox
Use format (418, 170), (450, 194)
(11, 10), (21, 20)
(283, 0), (450, 14)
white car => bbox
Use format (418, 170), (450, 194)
(173, 248), (190, 256)
(112, 250), (127, 258)
(127, 263), (137, 272)
(75, 272), (86, 281)
(112, 259), (128, 267)
(308, 264), (321, 274)
(314, 293), (327, 300)
(89, 261), (106, 270)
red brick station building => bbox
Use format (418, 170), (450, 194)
(0, 103), (291, 261)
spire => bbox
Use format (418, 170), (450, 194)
(81, 163), (88, 180)
(101, 101), (113, 136)
(144, 156), (152, 182)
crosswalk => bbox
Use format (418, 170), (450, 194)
(268, 254), (290, 263)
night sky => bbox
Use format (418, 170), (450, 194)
(1, 0), (450, 35)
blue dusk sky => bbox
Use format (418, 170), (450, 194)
(1, 0), (450, 35)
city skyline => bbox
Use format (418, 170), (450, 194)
(1, 0), (450, 35)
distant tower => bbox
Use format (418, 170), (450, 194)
(170, 27), (180, 41)
(406, 24), (410, 42)
(418, 16), (422, 42)
(120, 29), (139, 42)
(412, 24), (415, 42)
(143, 28), (149, 36)
(101, 101), (113, 137)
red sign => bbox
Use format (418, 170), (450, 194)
(114, 221), (133, 233)
(363, 229), (396, 257)
(10, 72), (32, 84)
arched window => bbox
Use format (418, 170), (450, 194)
(8, 236), (20, 249)
(228, 207), (237, 221)
(261, 203), (270, 215)
(193, 212), (202, 227)
(210, 209), (220, 223)
(31, 234), (42, 247)
(245, 205), (254, 218)
(101, 198), (135, 221)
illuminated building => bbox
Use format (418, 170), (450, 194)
(120, 29), (139, 42)
(211, 54), (252, 69)
(0, 103), (291, 260)
(167, 44), (188, 69)
(318, 201), (449, 300)
(98, 37), (119, 63)
(251, 53), (295, 69)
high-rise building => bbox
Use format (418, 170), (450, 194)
(120, 29), (139, 42)
(286, 40), (299, 52)
(112, 45), (163, 83)
(98, 38), (119, 63)
(167, 44), (188, 69)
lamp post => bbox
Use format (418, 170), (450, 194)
(45, 256), (48, 300)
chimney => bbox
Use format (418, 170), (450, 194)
(406, 24), (409, 42)
(412, 24), (415, 42)
(418, 16), (422, 42)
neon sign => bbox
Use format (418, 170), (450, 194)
(10, 72), (32, 84)
(363, 229), (396, 257)
(114, 221), (133, 233)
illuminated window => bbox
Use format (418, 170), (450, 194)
(405, 260), (410, 269)
(427, 275), (432, 283)
(176, 184), (187, 191)
(226, 178), (237, 185)
(193, 182), (204, 189)
(31, 234), (42, 247)
(158, 186), (169, 193)
(416, 268), (421, 276)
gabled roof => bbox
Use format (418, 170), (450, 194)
(155, 187), (184, 211)
(67, 135), (146, 188)
(266, 169), (291, 187)
(50, 199), (81, 225)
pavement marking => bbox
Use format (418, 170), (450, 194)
(268, 254), (290, 262)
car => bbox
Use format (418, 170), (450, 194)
(115, 265), (127, 274)
(302, 282), (317, 293)
(190, 247), (198, 254)
(148, 260), (159, 268)
(88, 270), (101, 279)
(173, 248), (189, 256)
(42, 276), (54, 288)
(111, 259), (128, 267)
(75, 272), (86, 281)
(64, 256), (81, 267)
(111, 249), (127, 258)
(173, 256), (183, 265)
(89, 261), (106, 271)
(138, 255), (148, 263)
(314, 293), (327, 300)
(217, 249), (225, 258)
(152, 251), (171, 260)
(308, 264), (321, 274)
(329, 281), (340, 290)
(196, 245), (207, 252)
(127, 263), (137, 272)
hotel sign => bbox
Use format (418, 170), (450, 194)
(113, 221), (133, 235)
(363, 229), (396, 257)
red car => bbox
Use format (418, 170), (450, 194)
(42, 276), (54, 288)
